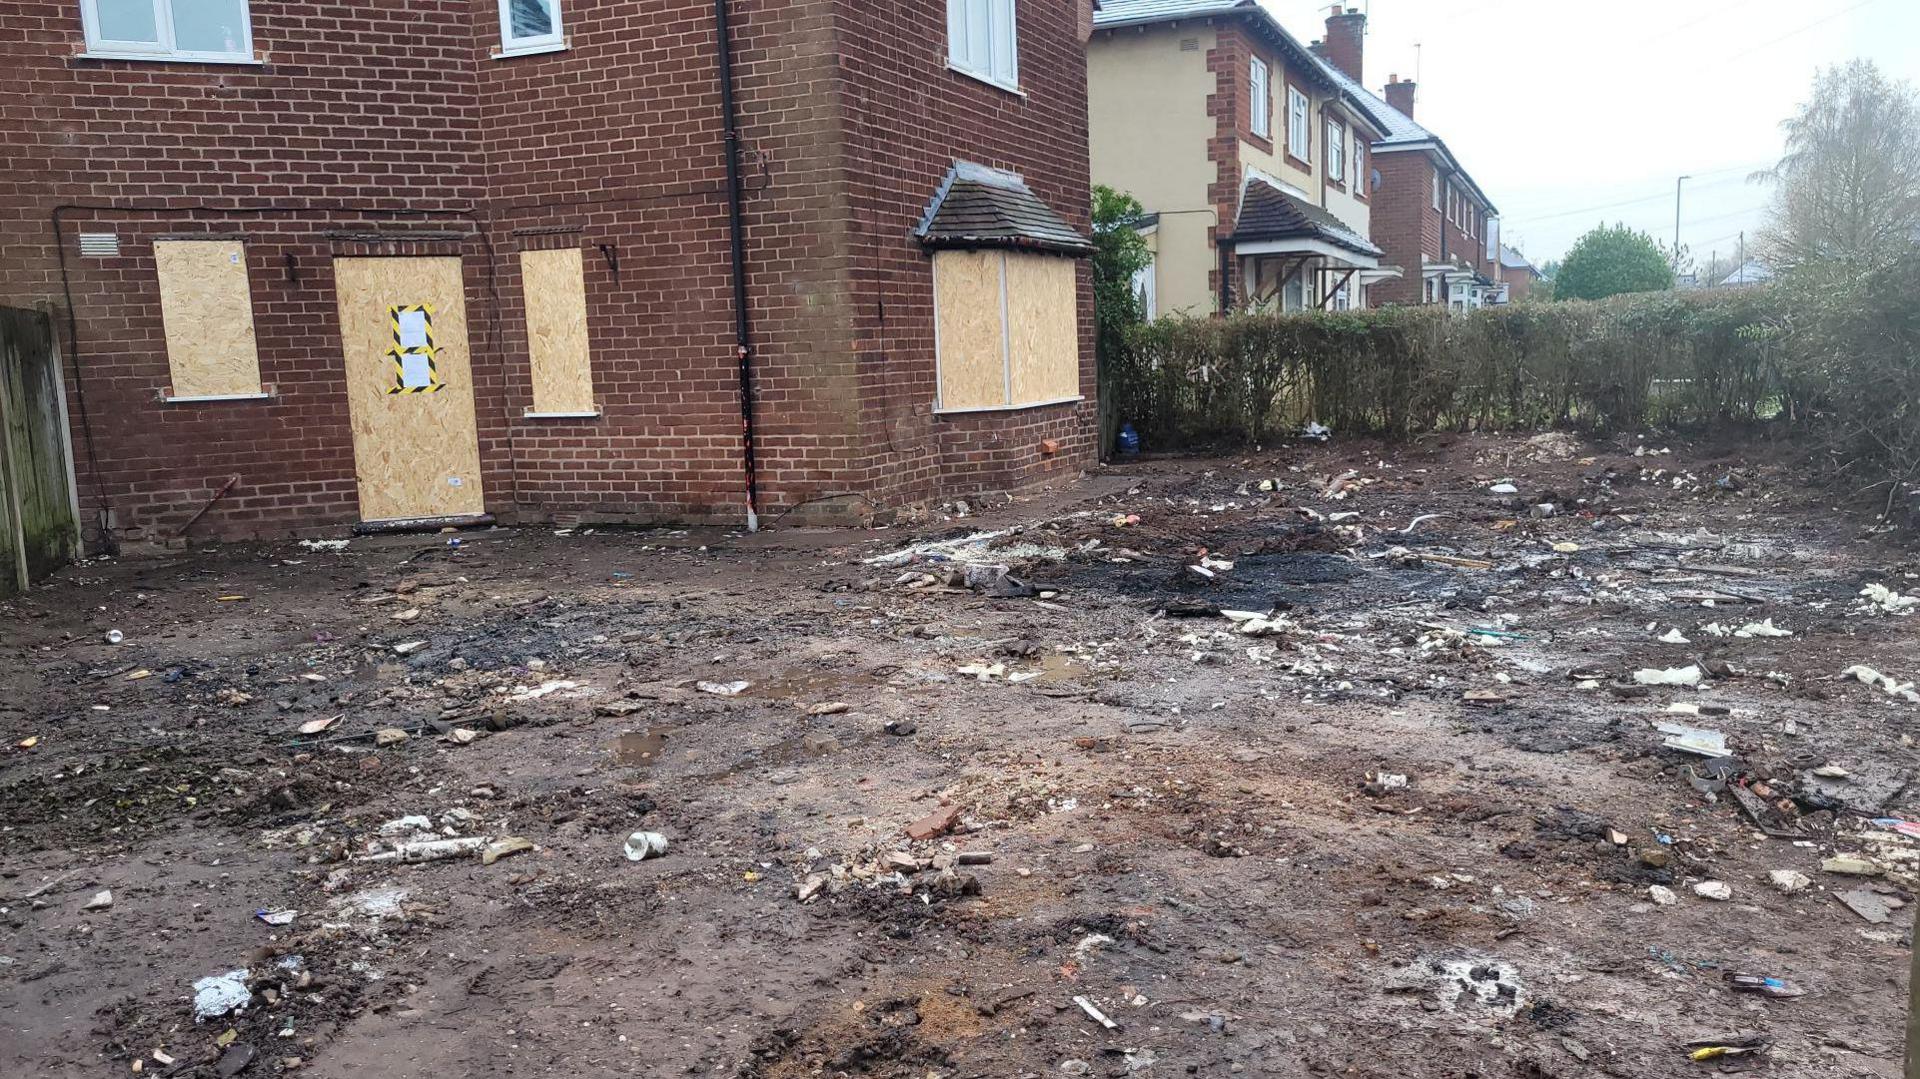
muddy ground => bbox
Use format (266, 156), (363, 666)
(2, 431), (1917, 1079)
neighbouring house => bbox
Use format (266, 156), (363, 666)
(1499, 246), (1543, 302)
(1307, 7), (1504, 310)
(1716, 260), (1776, 287)
(1088, 0), (1398, 318)
(0, 0), (1097, 546)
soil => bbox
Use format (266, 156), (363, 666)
(2, 430), (1916, 1078)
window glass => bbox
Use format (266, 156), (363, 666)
(172, 0), (246, 53)
(948, 0), (1018, 88)
(1249, 59), (1269, 137)
(508, 0), (555, 37)
(96, 0), (160, 42)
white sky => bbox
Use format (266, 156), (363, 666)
(1260, 0), (1920, 267)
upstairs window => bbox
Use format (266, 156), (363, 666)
(948, 0), (1019, 91)
(1325, 118), (1345, 184)
(1286, 86), (1310, 162)
(1249, 58), (1270, 139)
(81, 0), (253, 62)
(498, 0), (565, 55)
(1431, 172), (1441, 210)
(1353, 140), (1367, 193)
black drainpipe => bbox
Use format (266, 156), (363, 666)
(713, 0), (759, 532)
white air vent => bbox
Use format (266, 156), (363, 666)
(1179, 37), (1199, 51)
(78, 232), (120, 257)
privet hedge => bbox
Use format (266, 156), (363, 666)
(1107, 255), (1920, 501)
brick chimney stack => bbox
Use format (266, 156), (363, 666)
(1323, 4), (1366, 83)
(1384, 73), (1416, 119)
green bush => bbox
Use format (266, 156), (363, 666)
(1109, 255), (1920, 496)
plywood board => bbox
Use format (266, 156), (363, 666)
(520, 248), (596, 414)
(332, 257), (485, 522)
(1006, 253), (1081, 405)
(933, 250), (1009, 410)
(153, 240), (262, 398)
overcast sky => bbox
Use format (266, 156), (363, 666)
(1260, 0), (1920, 268)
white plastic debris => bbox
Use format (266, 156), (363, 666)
(1858, 583), (1919, 615)
(1487, 483), (1519, 495)
(193, 969), (252, 1021)
(1735, 618), (1792, 638)
(81, 889), (113, 912)
(1769, 869), (1812, 893)
(696, 680), (750, 696)
(1634, 665), (1704, 688)
(357, 837), (489, 864)
(1842, 665), (1920, 703)
(297, 539), (350, 552)
(1655, 721), (1729, 757)
(1657, 628), (1691, 644)
(624, 831), (670, 862)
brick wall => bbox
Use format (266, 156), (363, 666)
(1367, 150), (1436, 306)
(0, 0), (1095, 543)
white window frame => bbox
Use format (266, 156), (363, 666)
(947, 0), (1020, 93)
(1286, 86), (1311, 162)
(1353, 140), (1366, 193)
(1249, 57), (1271, 139)
(497, 0), (566, 57)
(1325, 118), (1344, 185)
(1432, 172), (1441, 210)
(79, 0), (256, 63)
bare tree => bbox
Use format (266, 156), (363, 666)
(1757, 60), (1920, 268)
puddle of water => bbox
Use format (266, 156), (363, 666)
(745, 667), (886, 700)
(1012, 652), (1088, 685)
(615, 727), (671, 767)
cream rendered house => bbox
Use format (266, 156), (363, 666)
(1090, 0), (1395, 317)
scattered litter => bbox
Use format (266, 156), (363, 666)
(1840, 664), (1920, 703)
(1820, 854), (1881, 876)
(358, 837), (488, 864)
(81, 889), (113, 912)
(296, 715), (342, 736)
(105, 629), (124, 645)
(1735, 618), (1792, 638)
(483, 837), (535, 866)
(1768, 870), (1811, 893)
(1072, 995), (1120, 1031)
(1487, 483), (1519, 495)
(1723, 972), (1803, 999)
(1302, 421), (1332, 443)
(1834, 888), (1897, 924)
(1655, 722), (1728, 757)
(1685, 1033), (1770, 1061)
(1869, 817), (1920, 838)
(253, 909), (297, 926)
(696, 680), (750, 696)
(1657, 628), (1690, 644)
(1692, 880), (1733, 901)
(807, 701), (850, 716)
(297, 539), (350, 552)
(1857, 583), (1919, 615)
(1636, 666), (1704, 688)
(391, 641), (428, 655)
(193, 969), (252, 1021)
(623, 831), (670, 862)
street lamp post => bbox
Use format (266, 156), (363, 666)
(1674, 175), (1690, 275)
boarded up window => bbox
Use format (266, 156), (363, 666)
(933, 250), (1078, 412)
(153, 240), (263, 399)
(519, 248), (596, 416)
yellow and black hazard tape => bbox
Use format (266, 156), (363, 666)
(385, 347), (444, 394)
(388, 304), (435, 352)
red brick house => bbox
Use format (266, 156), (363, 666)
(1309, 7), (1504, 310)
(0, 0), (1097, 546)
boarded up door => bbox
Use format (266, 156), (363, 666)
(332, 258), (485, 523)
(0, 307), (81, 594)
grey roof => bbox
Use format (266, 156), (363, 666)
(1235, 176), (1382, 257)
(1498, 245), (1536, 272)
(1315, 62), (1495, 213)
(1717, 260), (1774, 286)
(916, 162), (1093, 257)
(1092, 0), (1247, 30)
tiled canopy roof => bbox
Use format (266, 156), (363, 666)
(916, 162), (1093, 257)
(1235, 176), (1381, 258)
